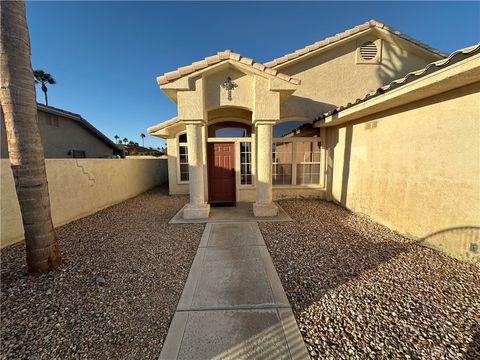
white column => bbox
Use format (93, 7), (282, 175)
(253, 121), (278, 217)
(183, 121), (210, 219)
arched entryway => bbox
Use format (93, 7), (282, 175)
(206, 109), (253, 205)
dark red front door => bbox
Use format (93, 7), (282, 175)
(207, 143), (235, 203)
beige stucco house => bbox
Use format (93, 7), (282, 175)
(1, 104), (121, 159)
(148, 17), (480, 252)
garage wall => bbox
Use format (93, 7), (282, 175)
(325, 82), (480, 263)
(1, 158), (168, 248)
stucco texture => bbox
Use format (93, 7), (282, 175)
(1, 111), (114, 159)
(279, 35), (433, 121)
(1, 159), (168, 248)
(325, 82), (480, 261)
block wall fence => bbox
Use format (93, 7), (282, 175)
(1, 158), (168, 248)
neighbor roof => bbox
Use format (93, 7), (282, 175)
(265, 20), (447, 68)
(147, 116), (179, 134)
(157, 50), (301, 86)
(37, 103), (119, 150)
(314, 43), (480, 123)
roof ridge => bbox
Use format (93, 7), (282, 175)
(314, 43), (480, 122)
(37, 103), (82, 119)
(264, 20), (447, 68)
(157, 50), (301, 86)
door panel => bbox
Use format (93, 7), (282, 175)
(208, 143), (235, 202)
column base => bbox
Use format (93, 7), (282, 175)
(253, 202), (278, 217)
(183, 203), (210, 220)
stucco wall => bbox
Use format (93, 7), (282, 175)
(1, 110), (114, 159)
(279, 36), (432, 121)
(325, 82), (480, 262)
(1, 158), (168, 248)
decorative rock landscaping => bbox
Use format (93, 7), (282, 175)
(260, 199), (480, 359)
(1, 186), (203, 359)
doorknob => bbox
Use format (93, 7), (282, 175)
(231, 168), (235, 175)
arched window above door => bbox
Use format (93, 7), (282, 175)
(208, 121), (251, 138)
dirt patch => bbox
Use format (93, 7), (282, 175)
(1, 186), (203, 359)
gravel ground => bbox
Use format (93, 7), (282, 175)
(260, 199), (480, 360)
(1, 186), (204, 360)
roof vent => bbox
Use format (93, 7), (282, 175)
(359, 41), (378, 60)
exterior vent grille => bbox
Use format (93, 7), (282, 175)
(359, 41), (378, 60)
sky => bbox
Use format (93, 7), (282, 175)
(26, 1), (480, 148)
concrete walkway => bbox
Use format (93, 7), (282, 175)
(159, 222), (309, 360)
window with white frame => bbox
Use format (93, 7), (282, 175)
(178, 133), (189, 182)
(296, 141), (321, 185)
(272, 142), (293, 185)
(272, 139), (322, 186)
(240, 142), (252, 185)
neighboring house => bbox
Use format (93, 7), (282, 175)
(148, 18), (479, 239)
(1, 103), (121, 159)
(124, 144), (164, 157)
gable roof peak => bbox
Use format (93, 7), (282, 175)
(265, 20), (447, 68)
(157, 50), (301, 86)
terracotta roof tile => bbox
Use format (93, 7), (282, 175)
(314, 44), (480, 122)
(157, 50), (301, 86)
(147, 116), (179, 134)
(192, 60), (208, 70)
(264, 20), (447, 68)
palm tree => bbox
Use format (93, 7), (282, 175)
(114, 135), (119, 144)
(33, 69), (55, 106)
(123, 137), (128, 144)
(140, 133), (146, 147)
(0, 1), (61, 272)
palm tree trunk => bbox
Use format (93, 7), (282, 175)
(0, 1), (61, 272)
(43, 87), (48, 106)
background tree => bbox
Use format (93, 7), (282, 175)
(114, 135), (119, 143)
(0, 1), (61, 272)
(123, 137), (128, 144)
(33, 69), (55, 106)
(140, 133), (146, 147)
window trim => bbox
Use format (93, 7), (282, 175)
(272, 141), (294, 186)
(176, 131), (189, 185)
(296, 141), (322, 186)
(272, 137), (324, 188)
(240, 141), (253, 186)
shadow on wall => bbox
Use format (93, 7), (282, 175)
(419, 226), (480, 266)
(375, 41), (419, 87)
(325, 124), (353, 208)
(281, 95), (338, 121)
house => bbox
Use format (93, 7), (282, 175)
(148, 19), (479, 231)
(1, 103), (121, 159)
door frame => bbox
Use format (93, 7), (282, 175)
(207, 142), (236, 204)
(205, 137), (256, 203)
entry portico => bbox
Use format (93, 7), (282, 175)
(149, 50), (301, 219)
(148, 21), (449, 221)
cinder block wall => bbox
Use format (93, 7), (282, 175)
(1, 159), (168, 248)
